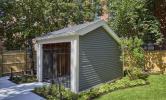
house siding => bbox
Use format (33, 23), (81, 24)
(79, 27), (122, 91)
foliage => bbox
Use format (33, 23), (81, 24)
(109, 0), (163, 44)
(121, 37), (145, 79)
(34, 77), (147, 100)
(79, 76), (147, 100)
(108, 0), (162, 79)
(33, 84), (78, 100)
(10, 75), (37, 84)
(0, 0), (99, 49)
(122, 37), (144, 67)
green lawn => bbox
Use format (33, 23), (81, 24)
(96, 75), (166, 100)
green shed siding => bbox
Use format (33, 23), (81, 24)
(79, 27), (122, 91)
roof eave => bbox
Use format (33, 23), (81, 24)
(76, 20), (105, 36)
(35, 32), (78, 43)
(102, 24), (121, 45)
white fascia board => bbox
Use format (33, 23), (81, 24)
(35, 32), (76, 43)
(102, 24), (121, 45)
(77, 20), (105, 36)
(37, 35), (78, 44)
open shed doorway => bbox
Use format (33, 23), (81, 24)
(42, 42), (71, 88)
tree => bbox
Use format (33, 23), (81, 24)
(108, 0), (163, 79)
(0, 0), (101, 75)
(108, 0), (163, 44)
(0, 0), (99, 49)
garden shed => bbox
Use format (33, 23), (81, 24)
(35, 20), (122, 93)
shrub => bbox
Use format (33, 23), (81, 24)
(10, 75), (37, 84)
(121, 37), (145, 80)
(33, 84), (78, 100)
(137, 73), (149, 81)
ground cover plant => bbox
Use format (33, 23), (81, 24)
(33, 76), (147, 100)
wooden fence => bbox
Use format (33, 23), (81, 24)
(0, 50), (36, 75)
(145, 50), (166, 73)
(0, 50), (166, 75)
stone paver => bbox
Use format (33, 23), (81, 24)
(0, 76), (46, 100)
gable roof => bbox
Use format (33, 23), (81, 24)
(35, 20), (121, 45)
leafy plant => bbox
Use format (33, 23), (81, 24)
(10, 75), (37, 84)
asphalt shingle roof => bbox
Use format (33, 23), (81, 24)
(49, 22), (94, 35)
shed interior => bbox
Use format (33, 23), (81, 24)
(42, 42), (71, 88)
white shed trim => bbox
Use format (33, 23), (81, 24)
(36, 35), (79, 93)
(36, 44), (43, 82)
(70, 36), (79, 93)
